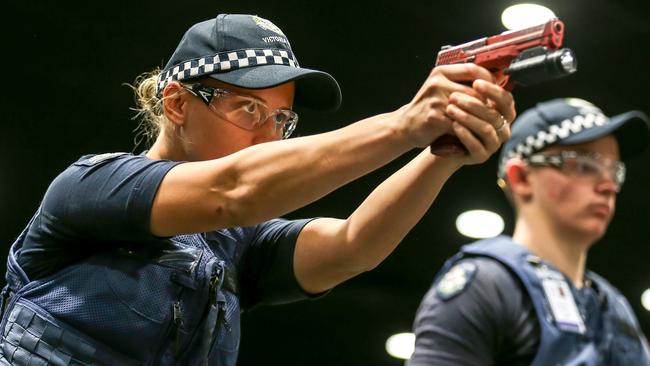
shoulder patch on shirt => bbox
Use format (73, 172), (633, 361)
(436, 261), (478, 301)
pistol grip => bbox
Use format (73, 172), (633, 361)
(429, 134), (468, 155)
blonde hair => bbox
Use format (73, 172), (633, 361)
(126, 68), (170, 149)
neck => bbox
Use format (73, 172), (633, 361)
(512, 216), (592, 288)
(146, 130), (186, 161)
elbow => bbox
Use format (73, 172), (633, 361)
(210, 183), (267, 228)
(354, 257), (383, 273)
(343, 241), (387, 274)
(353, 229), (404, 273)
(339, 227), (396, 274)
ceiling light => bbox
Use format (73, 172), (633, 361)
(455, 210), (504, 239)
(385, 332), (415, 360)
(642, 289), (650, 311)
(501, 4), (556, 30)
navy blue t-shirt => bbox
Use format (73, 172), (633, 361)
(16, 152), (313, 309)
(408, 257), (607, 366)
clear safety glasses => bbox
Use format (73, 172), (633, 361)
(182, 83), (298, 139)
(525, 151), (626, 189)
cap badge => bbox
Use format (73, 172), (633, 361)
(251, 16), (285, 36)
(565, 98), (603, 115)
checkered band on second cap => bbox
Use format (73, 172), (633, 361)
(156, 48), (299, 95)
(498, 112), (609, 176)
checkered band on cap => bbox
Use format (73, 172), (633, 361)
(156, 48), (299, 95)
(498, 111), (610, 176)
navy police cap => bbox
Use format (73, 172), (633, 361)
(157, 14), (342, 111)
(498, 98), (650, 178)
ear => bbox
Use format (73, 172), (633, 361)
(162, 82), (187, 127)
(504, 158), (533, 202)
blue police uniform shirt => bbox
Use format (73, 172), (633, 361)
(408, 236), (650, 366)
(0, 153), (319, 365)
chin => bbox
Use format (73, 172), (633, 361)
(558, 216), (608, 244)
(577, 222), (609, 242)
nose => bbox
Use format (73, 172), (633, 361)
(595, 171), (620, 194)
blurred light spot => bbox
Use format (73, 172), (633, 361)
(501, 4), (556, 30)
(386, 332), (415, 360)
(456, 210), (504, 239)
(641, 289), (650, 311)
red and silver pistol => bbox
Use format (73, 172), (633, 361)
(432, 18), (577, 152)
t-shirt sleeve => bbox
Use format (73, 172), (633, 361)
(407, 257), (538, 366)
(238, 217), (319, 310)
(18, 153), (180, 278)
(38, 153), (180, 241)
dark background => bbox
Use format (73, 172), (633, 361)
(3, 1), (649, 365)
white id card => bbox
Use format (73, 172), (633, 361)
(541, 278), (586, 334)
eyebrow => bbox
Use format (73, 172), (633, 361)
(234, 90), (264, 102)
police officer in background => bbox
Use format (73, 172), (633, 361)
(0, 13), (515, 366)
(408, 98), (650, 366)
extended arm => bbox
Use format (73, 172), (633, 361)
(293, 80), (514, 293)
(149, 65), (513, 237)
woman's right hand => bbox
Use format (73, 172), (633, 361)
(395, 63), (496, 148)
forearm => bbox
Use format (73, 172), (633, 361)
(294, 150), (462, 292)
(342, 150), (460, 269)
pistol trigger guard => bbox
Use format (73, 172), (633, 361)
(493, 71), (511, 91)
(499, 78), (515, 92)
